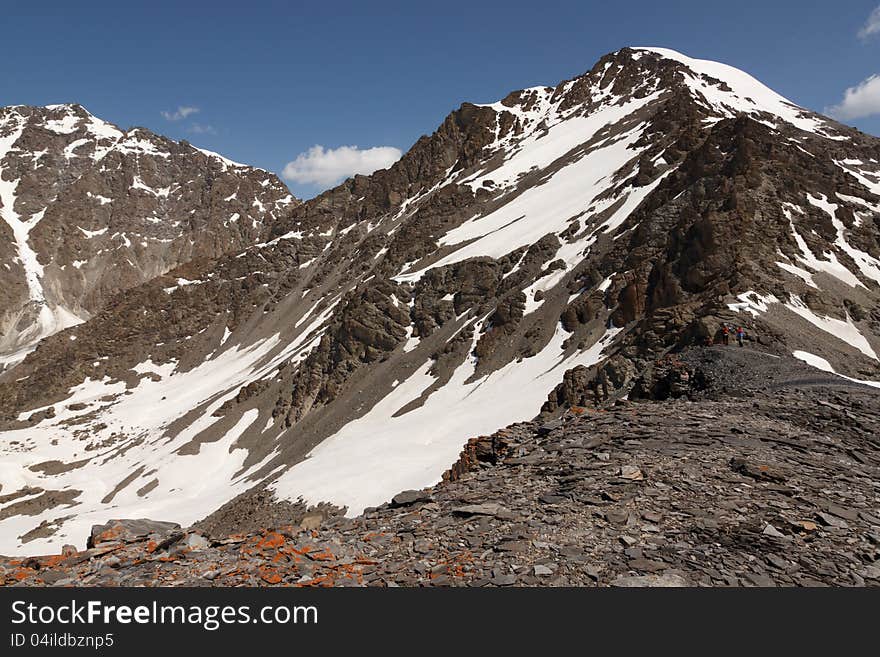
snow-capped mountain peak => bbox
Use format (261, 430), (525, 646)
(630, 47), (844, 138)
(0, 104), (297, 369)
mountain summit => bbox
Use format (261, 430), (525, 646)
(1, 48), (878, 555)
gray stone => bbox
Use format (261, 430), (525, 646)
(452, 503), (515, 520)
(620, 465), (644, 481)
(745, 572), (777, 587)
(862, 562), (880, 580)
(87, 519), (181, 548)
(495, 540), (529, 552)
(762, 524), (786, 538)
(824, 504), (859, 522)
(537, 421), (562, 436)
(391, 490), (431, 507)
(611, 573), (689, 587)
(628, 558), (667, 573)
(183, 533), (209, 551)
(816, 512), (849, 529)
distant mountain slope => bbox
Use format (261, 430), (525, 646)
(0, 48), (878, 555)
(0, 103), (297, 367)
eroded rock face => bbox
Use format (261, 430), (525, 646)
(0, 104), (297, 367)
(629, 355), (710, 401)
(0, 48), (879, 555)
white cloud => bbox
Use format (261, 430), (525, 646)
(161, 106), (200, 121)
(826, 75), (880, 121)
(282, 145), (402, 187)
(858, 5), (880, 39)
(187, 122), (216, 135)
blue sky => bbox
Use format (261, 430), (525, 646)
(3, 1), (880, 198)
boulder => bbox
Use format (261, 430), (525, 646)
(390, 490), (431, 507)
(451, 503), (515, 520)
(87, 519), (181, 549)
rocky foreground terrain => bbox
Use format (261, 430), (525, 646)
(3, 347), (878, 587)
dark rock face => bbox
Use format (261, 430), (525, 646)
(629, 355), (711, 401)
(1, 48), (879, 555)
(443, 433), (511, 482)
(542, 354), (641, 412)
(0, 104), (297, 367)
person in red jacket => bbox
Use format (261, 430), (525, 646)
(737, 326), (745, 347)
(721, 324), (730, 345)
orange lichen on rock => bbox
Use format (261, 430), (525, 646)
(259, 567), (283, 585)
(306, 548), (336, 562)
(256, 532), (285, 550)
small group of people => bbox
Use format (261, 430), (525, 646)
(720, 323), (746, 347)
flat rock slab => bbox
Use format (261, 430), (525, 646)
(611, 573), (689, 587)
(391, 490), (431, 507)
(451, 503), (515, 520)
(87, 519), (182, 548)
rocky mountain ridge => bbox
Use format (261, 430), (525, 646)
(0, 103), (297, 368)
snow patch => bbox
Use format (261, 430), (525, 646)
(792, 351), (880, 389)
(785, 296), (877, 361)
(727, 291), (779, 316)
(271, 324), (622, 516)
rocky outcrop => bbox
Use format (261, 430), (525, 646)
(86, 519), (181, 549)
(273, 279), (413, 427)
(629, 355), (710, 401)
(442, 431), (512, 482)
